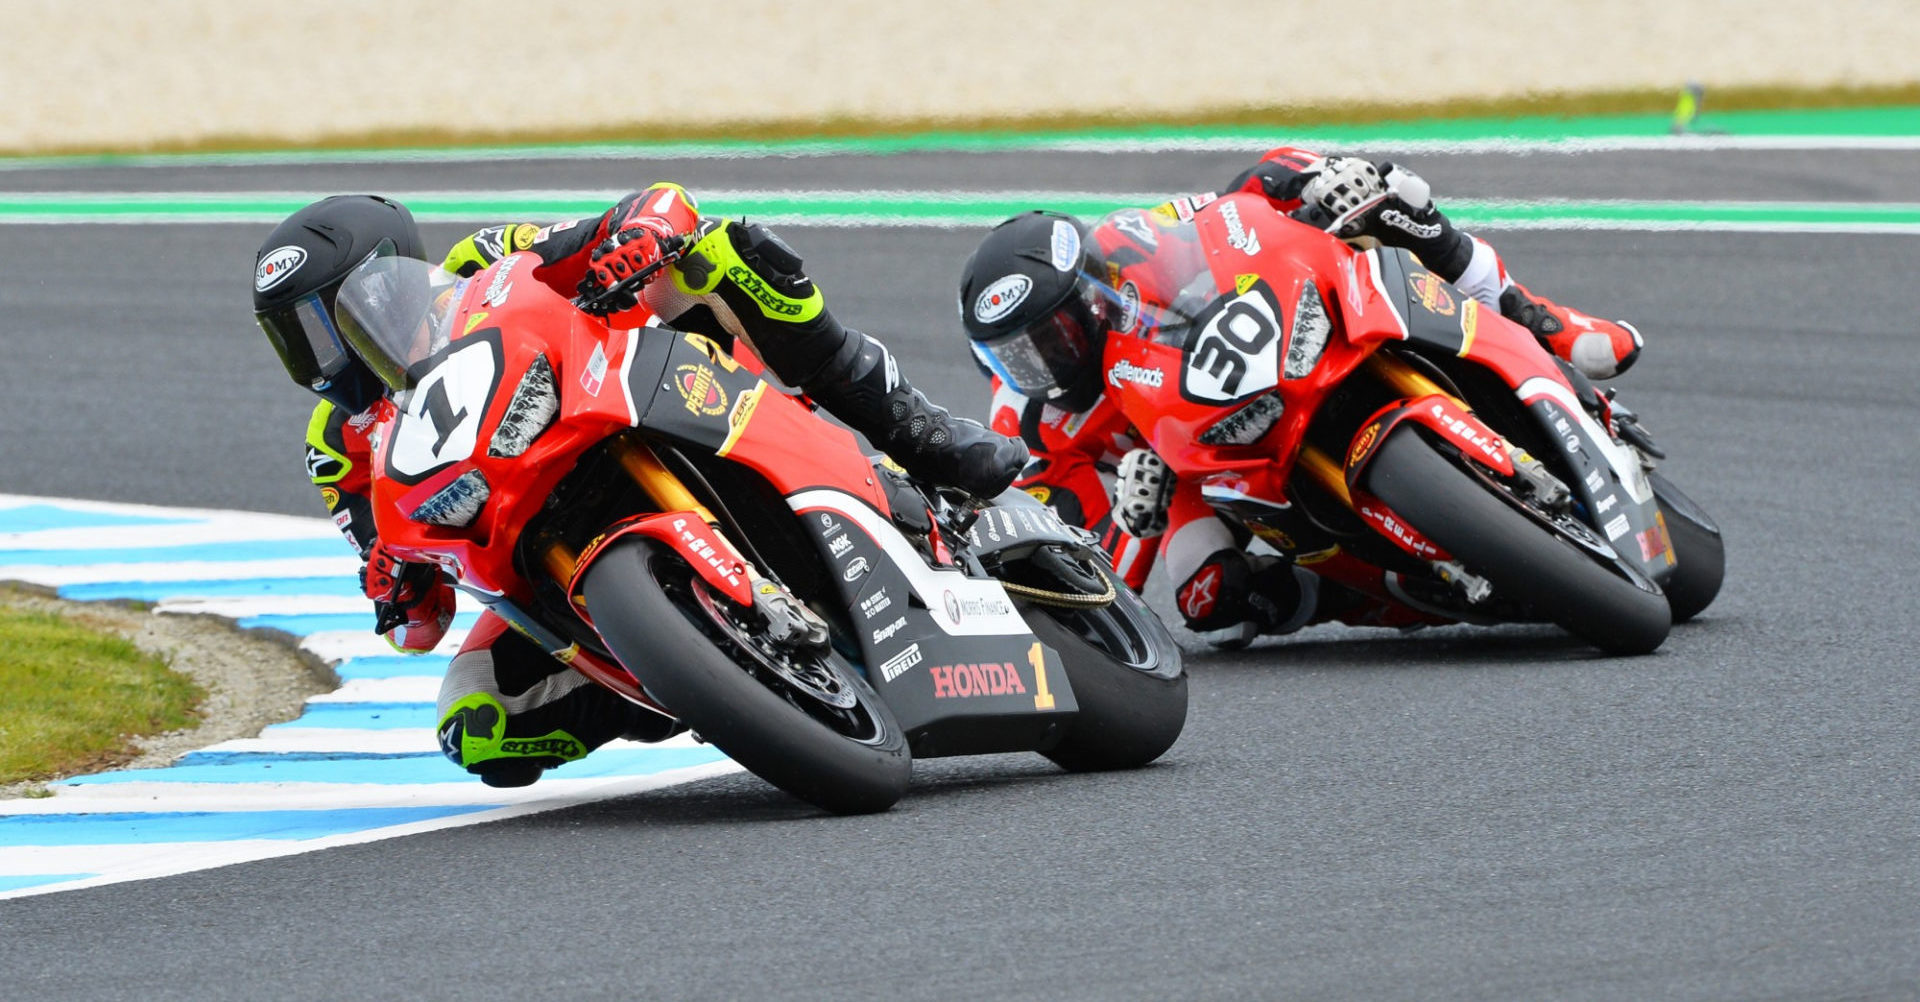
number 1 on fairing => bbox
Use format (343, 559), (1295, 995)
(1029, 642), (1055, 710)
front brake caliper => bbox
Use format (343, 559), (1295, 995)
(750, 576), (829, 650)
(1507, 447), (1572, 512)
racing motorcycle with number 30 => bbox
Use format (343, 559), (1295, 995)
(1090, 193), (1723, 654)
(331, 236), (1186, 815)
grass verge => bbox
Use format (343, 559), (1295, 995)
(0, 590), (204, 793)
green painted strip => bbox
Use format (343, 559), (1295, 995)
(2, 106), (1917, 170)
(6, 191), (1920, 232)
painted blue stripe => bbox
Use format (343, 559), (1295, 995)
(59, 576), (361, 603)
(59, 745), (727, 786)
(0, 504), (198, 533)
(267, 703), (437, 729)
(237, 610), (483, 635)
(334, 655), (452, 680)
(0, 537), (347, 566)
(0, 873), (100, 892)
(0, 805), (498, 846)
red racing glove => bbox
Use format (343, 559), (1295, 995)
(581, 215), (683, 313)
(361, 540), (454, 652)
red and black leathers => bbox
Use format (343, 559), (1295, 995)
(991, 147), (1644, 638)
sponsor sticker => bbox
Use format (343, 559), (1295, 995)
(929, 661), (1029, 699)
(940, 588), (1013, 624)
(1218, 201), (1262, 255)
(580, 342), (608, 396)
(871, 616), (908, 644)
(974, 274), (1033, 325)
(828, 533), (853, 557)
(842, 556), (870, 582)
(1116, 280), (1141, 333)
(1408, 272), (1456, 316)
(859, 589), (892, 619)
(254, 245), (307, 293)
(1049, 219), (1081, 271)
(484, 257), (517, 308)
(673, 363), (728, 416)
(880, 643), (922, 682)
(1107, 359), (1164, 388)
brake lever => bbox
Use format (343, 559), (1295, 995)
(571, 233), (694, 315)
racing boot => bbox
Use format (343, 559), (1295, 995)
(677, 218), (1028, 497)
(1499, 282), (1644, 380)
(436, 621), (679, 788)
(805, 332), (1030, 499)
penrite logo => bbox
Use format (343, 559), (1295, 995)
(928, 662), (1029, 699)
(1408, 272), (1456, 316)
(674, 363), (729, 416)
(1107, 359), (1164, 388)
(879, 642), (922, 681)
(1218, 201), (1262, 255)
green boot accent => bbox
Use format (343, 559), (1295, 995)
(436, 693), (589, 773)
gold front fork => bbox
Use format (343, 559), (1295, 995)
(1291, 353), (1471, 514)
(541, 436), (727, 587)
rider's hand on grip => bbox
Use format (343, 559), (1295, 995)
(1302, 156), (1389, 238)
(579, 216), (681, 313)
(361, 540), (452, 651)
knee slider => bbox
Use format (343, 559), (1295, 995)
(1174, 548), (1255, 631)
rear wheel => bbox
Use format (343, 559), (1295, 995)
(1362, 428), (1671, 655)
(582, 538), (910, 814)
(999, 547), (1187, 771)
(1650, 472), (1725, 623)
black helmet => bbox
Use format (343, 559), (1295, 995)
(958, 211), (1108, 410)
(253, 195), (426, 413)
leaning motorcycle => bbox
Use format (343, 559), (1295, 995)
(331, 237), (1186, 815)
(1073, 193), (1723, 655)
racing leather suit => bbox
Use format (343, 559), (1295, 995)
(310, 182), (1022, 786)
(991, 147), (1601, 641)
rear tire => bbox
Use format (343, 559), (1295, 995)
(1011, 558), (1187, 771)
(582, 538), (911, 815)
(1363, 428), (1671, 655)
(1650, 472), (1725, 623)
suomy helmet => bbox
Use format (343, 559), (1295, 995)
(958, 211), (1108, 410)
(252, 195), (426, 413)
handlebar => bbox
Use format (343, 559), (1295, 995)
(571, 232), (695, 315)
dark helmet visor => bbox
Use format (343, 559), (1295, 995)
(971, 291), (1097, 399)
(256, 288), (349, 388)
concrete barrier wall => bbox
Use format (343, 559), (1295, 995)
(2, 0), (1913, 153)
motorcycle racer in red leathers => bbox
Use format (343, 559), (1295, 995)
(257, 185), (1026, 786)
(959, 148), (1645, 646)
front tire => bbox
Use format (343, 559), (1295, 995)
(1650, 472), (1725, 623)
(1362, 428), (1671, 655)
(582, 538), (911, 814)
(1004, 552), (1187, 771)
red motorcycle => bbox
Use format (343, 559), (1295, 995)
(331, 235), (1186, 815)
(1090, 193), (1723, 655)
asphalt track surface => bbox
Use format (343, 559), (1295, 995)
(2, 147), (1918, 1000)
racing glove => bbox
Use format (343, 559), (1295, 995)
(579, 216), (682, 313)
(1300, 156), (1389, 238)
(361, 539), (454, 652)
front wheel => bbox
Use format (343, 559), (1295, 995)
(581, 538), (911, 815)
(1362, 428), (1671, 655)
(1650, 472), (1725, 623)
(998, 547), (1187, 771)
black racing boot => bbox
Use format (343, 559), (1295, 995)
(682, 219), (1027, 498)
(805, 332), (1029, 498)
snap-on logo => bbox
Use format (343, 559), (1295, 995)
(254, 245), (307, 293)
(974, 274), (1032, 325)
